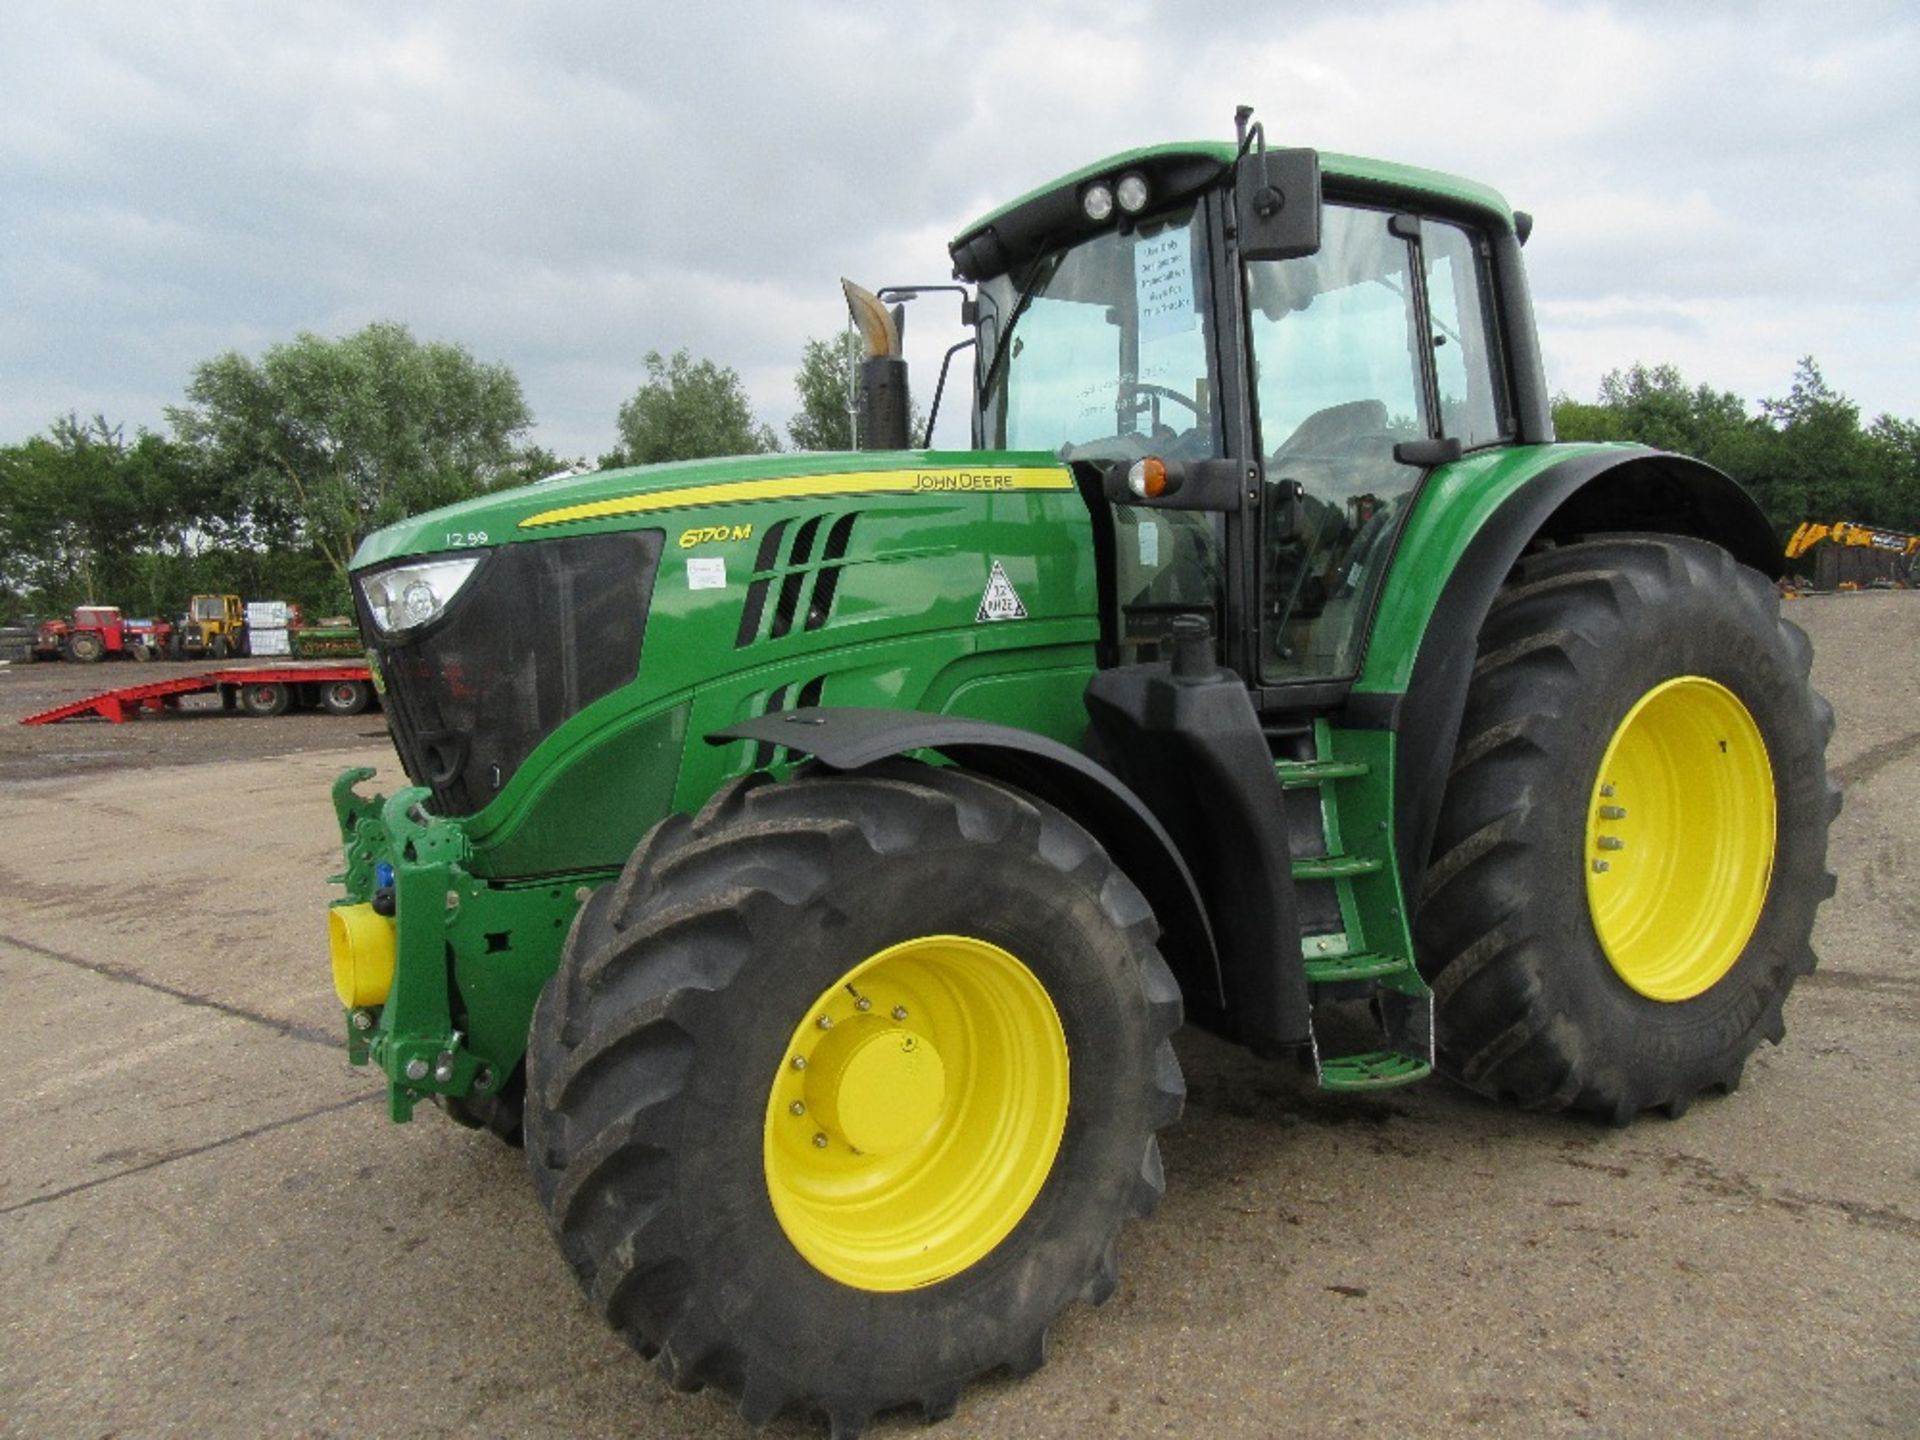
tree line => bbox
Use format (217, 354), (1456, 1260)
(1, 321), (1910, 623)
(0, 324), (865, 621)
(1551, 358), (1920, 540)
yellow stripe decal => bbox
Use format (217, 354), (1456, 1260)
(518, 466), (1074, 530)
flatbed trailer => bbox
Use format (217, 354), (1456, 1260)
(20, 661), (377, 725)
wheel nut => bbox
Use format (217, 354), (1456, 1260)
(791, 1056), (807, 1071)
(1601, 783), (1616, 797)
(812, 1133), (829, 1148)
(856, 997), (872, 1012)
(1599, 836), (1625, 851)
(790, 1101), (806, 1116)
(817, 1015), (833, 1029)
(1593, 859), (1611, 874)
(404, 1058), (430, 1081)
(892, 1006), (908, 1021)
(1600, 805), (1628, 820)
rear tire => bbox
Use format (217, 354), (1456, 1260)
(238, 681), (290, 717)
(1416, 535), (1839, 1122)
(525, 764), (1183, 1435)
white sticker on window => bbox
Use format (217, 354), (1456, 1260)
(1136, 228), (1196, 341)
(976, 560), (1029, 622)
(1138, 521), (1160, 567)
(687, 556), (727, 590)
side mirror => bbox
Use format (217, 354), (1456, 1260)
(1235, 148), (1322, 262)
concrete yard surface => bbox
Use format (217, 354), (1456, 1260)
(0, 595), (1915, 1438)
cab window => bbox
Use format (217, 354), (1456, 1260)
(1246, 205), (1427, 681)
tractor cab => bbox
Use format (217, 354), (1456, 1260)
(946, 136), (1540, 698)
(177, 592), (247, 658)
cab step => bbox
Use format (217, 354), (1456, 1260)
(1317, 1050), (1433, 1091)
(1302, 951), (1409, 983)
(1278, 720), (1433, 1094)
(1291, 853), (1382, 880)
(1272, 757), (1370, 789)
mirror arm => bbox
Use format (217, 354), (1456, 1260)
(922, 339), (976, 448)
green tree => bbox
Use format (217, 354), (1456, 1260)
(0, 416), (206, 615)
(168, 321), (534, 579)
(1551, 357), (1918, 541)
(789, 333), (861, 451)
(1553, 362), (1750, 459)
(788, 332), (930, 451)
(605, 349), (778, 467)
(1863, 415), (1920, 531)
(1744, 357), (1871, 526)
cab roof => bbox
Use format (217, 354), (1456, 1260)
(950, 140), (1515, 282)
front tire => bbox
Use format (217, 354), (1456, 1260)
(1416, 536), (1839, 1122)
(525, 764), (1183, 1435)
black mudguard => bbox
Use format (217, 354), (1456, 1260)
(709, 708), (1223, 1006)
(1082, 653), (1310, 1053)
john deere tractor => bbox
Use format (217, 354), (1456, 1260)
(326, 112), (1836, 1435)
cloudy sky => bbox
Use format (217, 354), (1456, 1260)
(3, 0), (1914, 460)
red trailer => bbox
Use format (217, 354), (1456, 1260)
(20, 661), (378, 725)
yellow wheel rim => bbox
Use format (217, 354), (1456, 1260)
(763, 935), (1069, 1291)
(1586, 676), (1776, 1001)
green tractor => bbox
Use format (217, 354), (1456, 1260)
(326, 111), (1837, 1435)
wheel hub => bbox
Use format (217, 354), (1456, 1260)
(806, 1023), (947, 1156)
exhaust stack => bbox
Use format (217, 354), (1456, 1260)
(842, 279), (912, 451)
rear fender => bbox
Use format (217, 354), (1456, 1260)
(1357, 443), (1779, 897)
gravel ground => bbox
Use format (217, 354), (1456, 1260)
(0, 592), (1914, 1438)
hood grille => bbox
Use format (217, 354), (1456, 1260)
(736, 511), (859, 647)
(364, 529), (664, 815)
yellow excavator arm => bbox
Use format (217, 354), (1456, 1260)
(1785, 520), (1920, 561)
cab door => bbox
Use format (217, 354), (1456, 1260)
(1246, 205), (1428, 681)
(1243, 205), (1510, 684)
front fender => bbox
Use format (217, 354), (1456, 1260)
(710, 707), (1221, 1004)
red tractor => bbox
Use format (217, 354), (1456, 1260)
(34, 606), (172, 662)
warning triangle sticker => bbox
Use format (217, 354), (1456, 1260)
(976, 559), (1028, 623)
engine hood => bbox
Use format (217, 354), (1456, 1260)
(349, 449), (1072, 572)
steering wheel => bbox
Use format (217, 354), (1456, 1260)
(1121, 381), (1202, 421)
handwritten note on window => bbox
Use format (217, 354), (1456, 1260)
(1136, 228), (1196, 342)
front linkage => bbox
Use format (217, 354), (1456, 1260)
(328, 769), (593, 1122)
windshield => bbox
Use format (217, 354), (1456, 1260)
(977, 203), (1222, 463)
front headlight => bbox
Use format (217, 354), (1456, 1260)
(360, 555), (484, 636)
